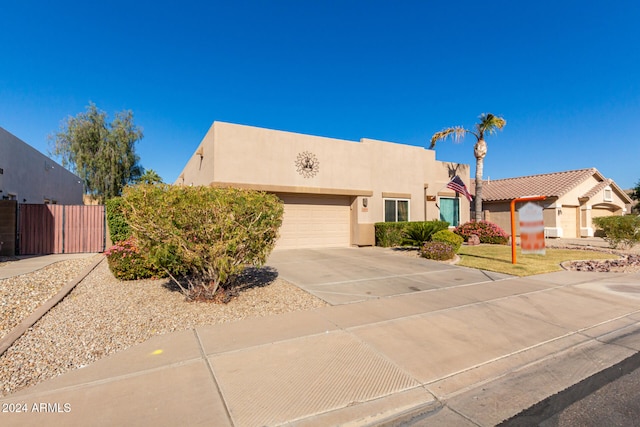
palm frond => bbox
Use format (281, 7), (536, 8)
(475, 113), (506, 139)
(429, 126), (468, 149)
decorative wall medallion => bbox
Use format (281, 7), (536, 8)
(295, 151), (320, 178)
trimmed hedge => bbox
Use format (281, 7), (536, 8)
(454, 220), (509, 244)
(375, 222), (409, 247)
(375, 221), (449, 247)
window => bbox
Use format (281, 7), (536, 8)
(439, 197), (459, 226)
(604, 186), (612, 202)
(384, 199), (409, 222)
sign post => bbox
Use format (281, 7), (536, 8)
(510, 196), (546, 264)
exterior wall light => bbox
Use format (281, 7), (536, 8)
(362, 198), (368, 208)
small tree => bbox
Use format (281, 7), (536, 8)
(632, 180), (640, 214)
(49, 102), (143, 203)
(122, 185), (284, 300)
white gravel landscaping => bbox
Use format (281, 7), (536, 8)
(0, 257), (327, 397)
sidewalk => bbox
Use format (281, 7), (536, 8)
(0, 253), (96, 279)
(1, 268), (640, 426)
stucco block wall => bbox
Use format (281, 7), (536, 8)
(182, 123), (371, 191)
(0, 127), (83, 204)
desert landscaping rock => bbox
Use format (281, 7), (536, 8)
(565, 255), (640, 273)
(0, 258), (327, 397)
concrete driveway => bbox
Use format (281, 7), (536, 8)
(267, 246), (512, 305)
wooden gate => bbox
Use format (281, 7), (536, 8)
(18, 204), (105, 255)
(0, 200), (18, 256)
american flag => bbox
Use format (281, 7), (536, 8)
(446, 176), (473, 202)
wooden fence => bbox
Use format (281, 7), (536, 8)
(0, 200), (18, 256)
(18, 204), (105, 255)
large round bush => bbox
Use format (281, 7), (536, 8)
(121, 184), (284, 300)
(431, 229), (464, 252)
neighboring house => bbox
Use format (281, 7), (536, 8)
(626, 189), (639, 214)
(176, 122), (471, 249)
(473, 168), (633, 238)
(0, 127), (84, 204)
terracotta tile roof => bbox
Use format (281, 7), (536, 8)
(471, 168), (598, 201)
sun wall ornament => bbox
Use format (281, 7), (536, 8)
(295, 151), (320, 178)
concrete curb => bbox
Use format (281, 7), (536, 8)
(0, 256), (105, 356)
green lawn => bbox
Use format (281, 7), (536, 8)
(457, 244), (618, 276)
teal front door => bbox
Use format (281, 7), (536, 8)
(439, 197), (459, 226)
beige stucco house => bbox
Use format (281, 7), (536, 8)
(0, 127), (84, 204)
(475, 168), (633, 238)
(176, 122), (471, 249)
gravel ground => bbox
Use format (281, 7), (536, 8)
(0, 257), (328, 397)
(0, 256), (100, 339)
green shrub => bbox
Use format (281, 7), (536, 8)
(375, 222), (408, 247)
(593, 215), (640, 249)
(402, 221), (450, 247)
(105, 197), (131, 243)
(105, 237), (164, 280)
(431, 229), (464, 252)
(420, 241), (455, 261)
(454, 220), (509, 244)
(375, 221), (449, 247)
(121, 184), (284, 300)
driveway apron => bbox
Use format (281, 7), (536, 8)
(267, 247), (512, 305)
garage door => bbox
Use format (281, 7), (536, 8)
(590, 207), (617, 235)
(275, 194), (351, 249)
(560, 206), (578, 238)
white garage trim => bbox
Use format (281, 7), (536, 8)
(275, 194), (352, 249)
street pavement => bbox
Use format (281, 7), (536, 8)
(502, 352), (640, 427)
(541, 364), (640, 427)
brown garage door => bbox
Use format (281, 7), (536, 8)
(275, 194), (351, 249)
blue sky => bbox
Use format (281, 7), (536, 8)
(2, 1), (639, 189)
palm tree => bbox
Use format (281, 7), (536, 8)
(136, 168), (164, 185)
(430, 113), (506, 221)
